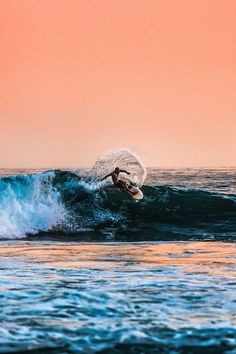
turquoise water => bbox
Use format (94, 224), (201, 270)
(0, 168), (236, 353)
(1, 241), (236, 353)
(0, 168), (235, 241)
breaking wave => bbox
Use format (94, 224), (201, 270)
(0, 169), (235, 240)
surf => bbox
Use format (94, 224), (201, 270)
(0, 168), (235, 240)
(0, 171), (66, 239)
(0, 151), (235, 240)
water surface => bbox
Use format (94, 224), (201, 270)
(0, 167), (235, 353)
(0, 241), (235, 353)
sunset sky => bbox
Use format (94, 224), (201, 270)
(0, 0), (235, 168)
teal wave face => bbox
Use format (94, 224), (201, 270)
(0, 169), (235, 240)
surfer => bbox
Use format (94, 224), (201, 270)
(101, 167), (132, 192)
(101, 167), (143, 200)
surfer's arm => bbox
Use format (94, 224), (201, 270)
(101, 173), (112, 181)
(120, 169), (130, 175)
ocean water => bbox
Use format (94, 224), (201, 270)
(0, 167), (235, 353)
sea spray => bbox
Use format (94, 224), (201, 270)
(91, 149), (147, 186)
(0, 172), (66, 239)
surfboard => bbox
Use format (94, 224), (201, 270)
(127, 185), (143, 200)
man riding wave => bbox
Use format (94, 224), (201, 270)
(101, 167), (132, 192)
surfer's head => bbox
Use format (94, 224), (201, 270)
(114, 167), (120, 174)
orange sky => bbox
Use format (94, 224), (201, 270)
(0, 0), (235, 168)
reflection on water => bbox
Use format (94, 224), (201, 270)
(0, 241), (236, 353)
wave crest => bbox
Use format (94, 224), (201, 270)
(0, 172), (66, 239)
(0, 169), (235, 239)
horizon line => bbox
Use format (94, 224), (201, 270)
(0, 166), (235, 170)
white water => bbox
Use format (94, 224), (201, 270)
(0, 172), (66, 239)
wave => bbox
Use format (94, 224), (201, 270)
(0, 169), (235, 240)
(0, 171), (66, 239)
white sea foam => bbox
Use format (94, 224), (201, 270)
(0, 172), (66, 239)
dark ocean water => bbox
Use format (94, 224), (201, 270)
(0, 168), (235, 353)
(0, 167), (235, 241)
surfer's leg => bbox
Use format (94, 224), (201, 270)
(124, 181), (132, 191)
(124, 182), (134, 193)
(116, 180), (127, 190)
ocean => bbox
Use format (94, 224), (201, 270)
(0, 166), (235, 353)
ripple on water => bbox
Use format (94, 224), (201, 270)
(0, 241), (236, 353)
